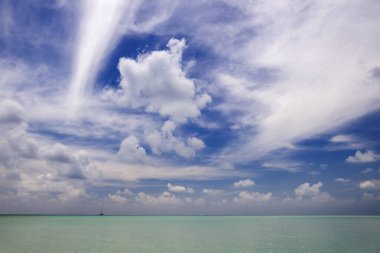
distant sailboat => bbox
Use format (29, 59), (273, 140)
(99, 204), (104, 216)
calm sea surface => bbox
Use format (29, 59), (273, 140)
(0, 216), (379, 253)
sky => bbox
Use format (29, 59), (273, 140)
(1, 0), (380, 215)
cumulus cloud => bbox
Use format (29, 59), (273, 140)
(346, 150), (379, 163)
(135, 191), (183, 206)
(67, 0), (175, 112)
(0, 100), (40, 167)
(117, 135), (148, 163)
(16, 173), (87, 202)
(108, 194), (128, 204)
(233, 191), (272, 203)
(41, 143), (100, 180)
(105, 38), (211, 123)
(42, 143), (73, 163)
(145, 120), (205, 158)
(0, 99), (24, 125)
(359, 180), (380, 190)
(294, 182), (333, 203)
(167, 183), (194, 194)
(233, 178), (255, 188)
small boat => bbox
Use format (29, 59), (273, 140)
(99, 204), (104, 216)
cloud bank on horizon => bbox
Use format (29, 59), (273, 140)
(0, 0), (380, 215)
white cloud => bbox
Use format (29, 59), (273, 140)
(335, 178), (351, 183)
(135, 191), (183, 206)
(108, 194), (128, 205)
(262, 161), (301, 172)
(2, 0), (380, 215)
(359, 180), (380, 190)
(202, 189), (224, 196)
(0, 99), (24, 125)
(346, 150), (379, 163)
(105, 38), (211, 123)
(16, 173), (87, 202)
(67, 0), (131, 112)
(233, 191), (272, 203)
(294, 182), (333, 203)
(184, 197), (205, 206)
(40, 143), (99, 180)
(118, 188), (134, 196)
(329, 134), (365, 150)
(330, 135), (354, 143)
(233, 178), (255, 188)
(145, 120), (205, 158)
(117, 135), (148, 163)
(108, 188), (134, 204)
(208, 0), (380, 162)
(67, 0), (174, 113)
(295, 182), (322, 199)
(167, 183), (194, 194)
(188, 136), (206, 150)
(42, 143), (73, 163)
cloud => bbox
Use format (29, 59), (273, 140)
(108, 188), (134, 204)
(233, 178), (255, 188)
(294, 182), (333, 203)
(206, 0), (380, 162)
(67, 0), (131, 112)
(117, 135), (148, 164)
(202, 189), (224, 196)
(108, 194), (128, 205)
(362, 192), (380, 202)
(295, 182), (322, 199)
(233, 191), (272, 203)
(145, 120), (205, 158)
(359, 180), (380, 190)
(2, 0), (380, 215)
(0, 99), (24, 125)
(67, 0), (175, 113)
(135, 191), (183, 206)
(328, 134), (366, 150)
(105, 38), (211, 123)
(16, 173), (87, 202)
(262, 161), (301, 172)
(42, 143), (73, 163)
(335, 178), (351, 183)
(362, 168), (374, 174)
(167, 183), (194, 194)
(40, 143), (100, 180)
(330, 135), (354, 143)
(39, 141), (103, 182)
(346, 150), (379, 163)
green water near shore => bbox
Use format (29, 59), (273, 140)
(0, 216), (379, 253)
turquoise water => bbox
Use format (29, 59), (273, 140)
(0, 216), (379, 253)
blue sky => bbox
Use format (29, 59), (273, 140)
(1, 0), (380, 215)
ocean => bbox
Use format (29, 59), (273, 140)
(0, 216), (379, 253)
